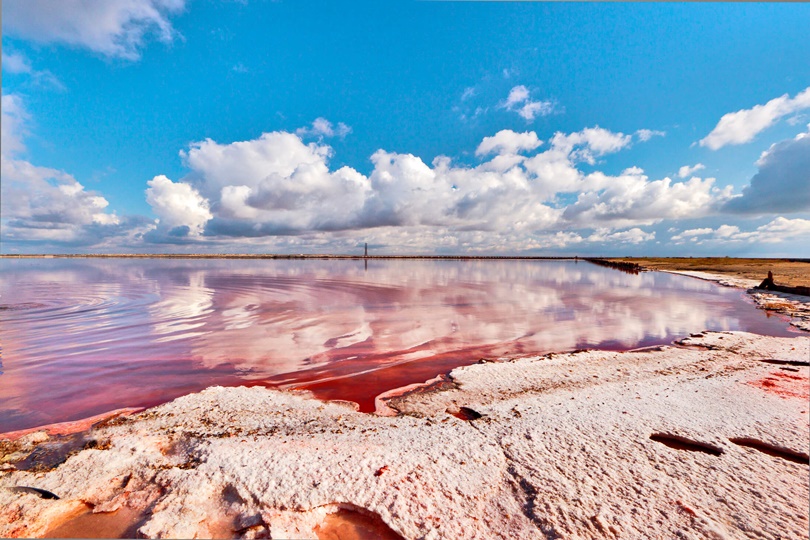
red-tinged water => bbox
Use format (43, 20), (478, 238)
(0, 258), (797, 432)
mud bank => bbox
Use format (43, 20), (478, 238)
(1, 331), (808, 539)
(663, 269), (810, 332)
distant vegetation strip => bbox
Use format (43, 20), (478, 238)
(582, 258), (642, 274)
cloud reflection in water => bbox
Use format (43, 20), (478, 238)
(0, 258), (795, 431)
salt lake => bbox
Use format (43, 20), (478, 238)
(0, 258), (796, 432)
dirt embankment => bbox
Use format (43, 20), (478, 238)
(1, 332), (808, 539)
(606, 257), (810, 288)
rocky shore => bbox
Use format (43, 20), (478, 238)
(1, 331), (808, 539)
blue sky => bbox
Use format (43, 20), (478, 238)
(2, 1), (809, 255)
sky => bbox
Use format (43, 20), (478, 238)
(1, 0), (809, 256)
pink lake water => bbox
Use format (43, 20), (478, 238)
(0, 258), (796, 432)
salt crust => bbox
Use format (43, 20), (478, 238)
(1, 331), (808, 539)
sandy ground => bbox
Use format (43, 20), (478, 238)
(606, 257), (810, 288)
(1, 331), (808, 539)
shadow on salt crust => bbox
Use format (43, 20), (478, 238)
(43, 501), (405, 539)
(45, 505), (147, 539)
(315, 508), (405, 540)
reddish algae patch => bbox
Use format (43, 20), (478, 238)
(747, 370), (810, 400)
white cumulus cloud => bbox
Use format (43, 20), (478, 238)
(502, 85), (555, 121)
(678, 163), (705, 178)
(146, 175), (212, 236)
(671, 218), (810, 245)
(547, 126), (632, 165)
(4, 95), (757, 254)
(1, 51), (65, 89)
(1, 94), (29, 157)
(139, 121), (738, 254)
(587, 228), (655, 244)
(475, 130), (542, 156)
(563, 170), (732, 229)
(670, 227), (713, 242)
(2, 51), (32, 74)
(700, 87), (810, 150)
(295, 117), (352, 139)
(635, 129), (665, 142)
(753, 217), (810, 241)
(2, 159), (120, 228)
(1, 94), (124, 246)
(3, 0), (186, 60)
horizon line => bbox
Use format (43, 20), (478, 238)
(1, 254), (808, 262)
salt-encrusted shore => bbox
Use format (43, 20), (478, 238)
(1, 331), (808, 539)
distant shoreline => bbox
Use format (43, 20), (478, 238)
(0, 254), (577, 260)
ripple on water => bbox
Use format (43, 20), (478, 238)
(0, 258), (798, 432)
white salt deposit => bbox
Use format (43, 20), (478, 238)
(1, 331), (807, 539)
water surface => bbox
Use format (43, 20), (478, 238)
(0, 258), (795, 432)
